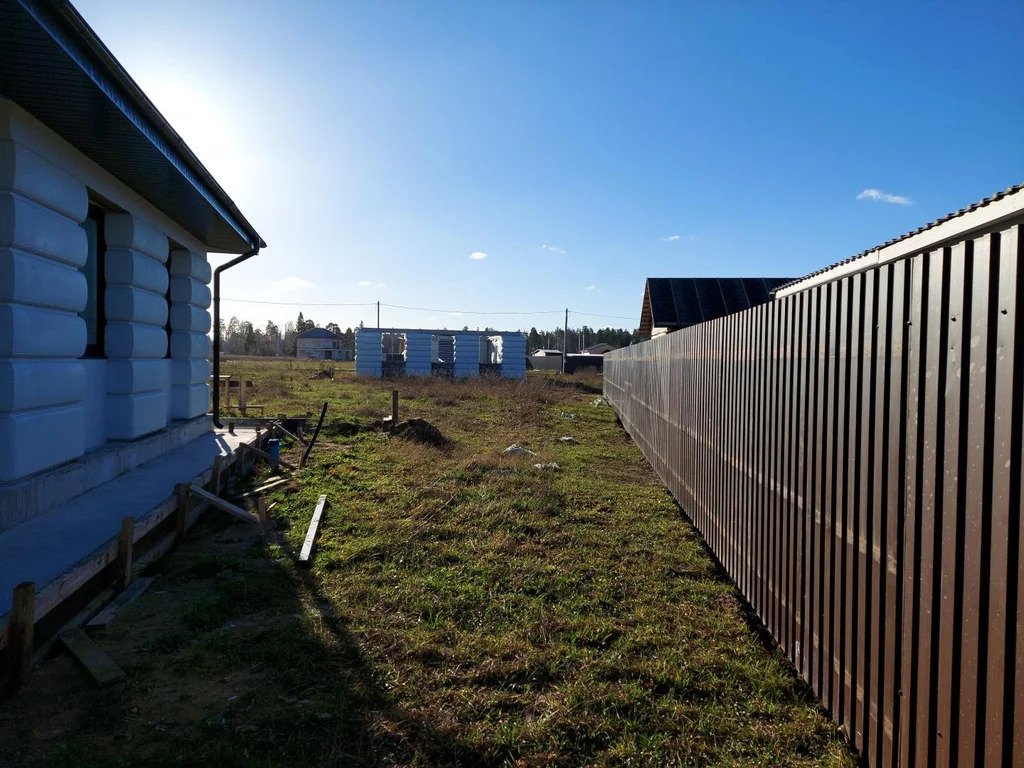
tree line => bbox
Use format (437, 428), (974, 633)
(219, 312), (638, 357)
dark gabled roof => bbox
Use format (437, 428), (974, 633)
(639, 277), (796, 337)
(0, 0), (264, 253)
(297, 327), (339, 340)
(774, 182), (1024, 296)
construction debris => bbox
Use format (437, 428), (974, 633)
(558, 436), (578, 444)
(503, 445), (536, 456)
(391, 418), (446, 447)
(533, 462), (561, 470)
(560, 412), (577, 420)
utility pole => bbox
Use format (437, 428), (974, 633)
(377, 301), (380, 328)
(562, 308), (568, 374)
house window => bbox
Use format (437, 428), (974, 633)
(79, 204), (106, 357)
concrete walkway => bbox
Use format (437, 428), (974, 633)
(0, 429), (256, 617)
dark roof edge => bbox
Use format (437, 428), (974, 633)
(20, 0), (265, 252)
(773, 183), (1024, 298)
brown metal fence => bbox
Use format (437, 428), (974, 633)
(604, 215), (1024, 767)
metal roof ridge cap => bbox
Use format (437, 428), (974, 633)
(774, 186), (1024, 298)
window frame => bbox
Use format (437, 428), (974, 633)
(81, 203), (107, 358)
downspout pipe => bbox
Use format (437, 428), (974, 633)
(212, 245), (260, 428)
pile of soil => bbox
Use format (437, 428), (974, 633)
(309, 369), (332, 380)
(391, 418), (446, 447)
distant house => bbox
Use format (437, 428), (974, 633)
(638, 277), (796, 339)
(583, 342), (617, 355)
(296, 327), (347, 360)
(531, 349), (564, 357)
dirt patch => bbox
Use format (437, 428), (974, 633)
(390, 418), (446, 447)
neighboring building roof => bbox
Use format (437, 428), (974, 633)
(639, 277), (796, 337)
(774, 183), (1024, 298)
(297, 327), (339, 340)
(583, 343), (617, 355)
(0, 0), (264, 253)
(532, 349), (563, 356)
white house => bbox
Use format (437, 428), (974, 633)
(0, 1), (264, 554)
(296, 327), (343, 360)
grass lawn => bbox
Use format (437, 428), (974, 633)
(0, 359), (851, 767)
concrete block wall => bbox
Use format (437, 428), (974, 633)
(453, 333), (481, 377)
(404, 331), (432, 376)
(354, 329), (382, 377)
(169, 249), (211, 419)
(500, 333), (527, 378)
(0, 139), (90, 481)
(103, 213), (170, 440)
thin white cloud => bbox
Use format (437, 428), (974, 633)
(268, 277), (314, 291)
(660, 234), (695, 242)
(470, 251), (488, 260)
(857, 188), (912, 205)
(540, 244), (565, 254)
(376, 282), (386, 288)
(356, 280), (372, 286)
(585, 285), (597, 291)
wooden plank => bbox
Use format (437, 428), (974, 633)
(115, 517), (134, 593)
(244, 443), (297, 471)
(85, 578), (153, 630)
(298, 495), (329, 564)
(188, 485), (260, 524)
(5, 582), (35, 693)
(59, 627), (125, 687)
(240, 476), (291, 497)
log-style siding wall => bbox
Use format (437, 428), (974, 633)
(604, 216), (1024, 767)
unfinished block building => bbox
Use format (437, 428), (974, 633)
(355, 328), (526, 379)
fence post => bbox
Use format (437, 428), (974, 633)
(115, 517), (134, 592)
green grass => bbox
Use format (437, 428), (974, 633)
(0, 360), (851, 767)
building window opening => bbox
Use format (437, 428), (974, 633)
(431, 334), (455, 377)
(79, 203), (106, 357)
(382, 332), (406, 377)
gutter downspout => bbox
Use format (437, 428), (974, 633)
(212, 246), (260, 427)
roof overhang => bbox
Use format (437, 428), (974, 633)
(0, 0), (265, 254)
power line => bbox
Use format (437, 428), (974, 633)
(221, 298), (376, 307)
(571, 310), (638, 322)
(380, 302), (563, 316)
(220, 297), (635, 323)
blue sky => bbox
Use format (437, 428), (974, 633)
(76, 0), (1024, 332)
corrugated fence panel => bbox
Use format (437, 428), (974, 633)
(603, 219), (1024, 767)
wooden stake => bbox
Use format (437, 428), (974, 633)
(391, 389), (399, 424)
(6, 582), (35, 692)
(189, 485), (260, 524)
(211, 455), (223, 494)
(238, 377), (247, 413)
(115, 518), (134, 593)
(299, 495), (328, 565)
(256, 497), (269, 524)
(175, 483), (191, 543)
